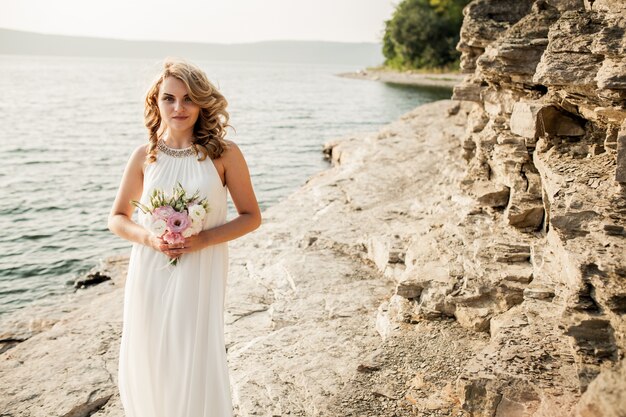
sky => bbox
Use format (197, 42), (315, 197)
(1, 0), (397, 44)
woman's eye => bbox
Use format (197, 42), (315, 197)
(185, 97), (192, 102)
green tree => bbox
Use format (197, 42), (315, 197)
(382, 0), (470, 71)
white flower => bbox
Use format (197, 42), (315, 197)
(188, 204), (207, 222)
(182, 226), (195, 238)
(149, 217), (167, 236)
(191, 216), (203, 230)
(181, 219), (203, 238)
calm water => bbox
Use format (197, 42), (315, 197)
(0, 55), (451, 318)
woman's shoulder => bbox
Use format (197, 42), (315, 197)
(221, 139), (243, 159)
(219, 139), (250, 175)
(223, 138), (237, 150)
(127, 143), (150, 172)
(133, 142), (150, 156)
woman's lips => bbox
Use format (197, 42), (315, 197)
(173, 116), (188, 120)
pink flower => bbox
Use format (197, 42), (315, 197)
(166, 211), (191, 233)
(153, 205), (176, 220)
(163, 231), (185, 245)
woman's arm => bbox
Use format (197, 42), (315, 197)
(203, 140), (262, 245)
(107, 144), (160, 248)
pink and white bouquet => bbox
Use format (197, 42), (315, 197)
(131, 182), (210, 266)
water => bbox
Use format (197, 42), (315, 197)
(0, 55), (452, 318)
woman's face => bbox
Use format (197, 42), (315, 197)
(157, 76), (201, 135)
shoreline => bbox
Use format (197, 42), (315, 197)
(336, 67), (465, 88)
(0, 255), (128, 354)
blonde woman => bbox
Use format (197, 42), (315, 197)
(108, 57), (261, 417)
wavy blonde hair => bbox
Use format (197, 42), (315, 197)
(144, 57), (233, 163)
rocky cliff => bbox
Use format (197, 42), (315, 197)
(445, 0), (626, 415)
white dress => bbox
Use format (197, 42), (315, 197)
(118, 141), (233, 417)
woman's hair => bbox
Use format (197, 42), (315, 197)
(144, 57), (233, 163)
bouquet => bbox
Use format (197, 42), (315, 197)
(131, 182), (210, 266)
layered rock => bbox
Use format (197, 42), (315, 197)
(447, 0), (626, 415)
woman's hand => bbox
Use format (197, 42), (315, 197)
(147, 234), (180, 260)
(163, 231), (210, 258)
(145, 230), (209, 261)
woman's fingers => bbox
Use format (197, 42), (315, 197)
(161, 242), (186, 257)
(152, 237), (181, 259)
(157, 239), (194, 259)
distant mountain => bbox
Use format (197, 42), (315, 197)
(0, 28), (383, 66)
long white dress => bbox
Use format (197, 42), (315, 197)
(118, 141), (233, 417)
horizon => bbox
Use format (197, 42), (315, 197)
(0, 27), (382, 45)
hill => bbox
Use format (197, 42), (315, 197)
(0, 28), (383, 66)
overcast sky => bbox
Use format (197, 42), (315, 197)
(1, 0), (397, 44)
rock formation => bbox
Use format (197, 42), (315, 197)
(448, 0), (626, 415)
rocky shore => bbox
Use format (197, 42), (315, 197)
(2, 0), (625, 416)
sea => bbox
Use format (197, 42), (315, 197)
(0, 54), (452, 319)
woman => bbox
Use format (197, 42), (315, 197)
(108, 57), (262, 417)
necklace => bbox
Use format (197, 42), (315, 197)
(157, 138), (197, 158)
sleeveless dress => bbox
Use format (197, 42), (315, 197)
(118, 140), (233, 417)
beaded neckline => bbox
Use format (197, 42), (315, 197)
(157, 138), (197, 158)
